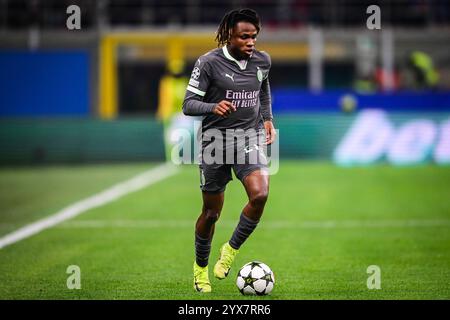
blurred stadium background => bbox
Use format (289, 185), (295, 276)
(1, 0), (450, 164)
(0, 0), (449, 299)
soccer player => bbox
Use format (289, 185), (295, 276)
(182, 8), (276, 293)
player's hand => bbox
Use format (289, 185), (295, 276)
(213, 100), (236, 118)
(264, 120), (276, 145)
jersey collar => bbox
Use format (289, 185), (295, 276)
(222, 46), (250, 70)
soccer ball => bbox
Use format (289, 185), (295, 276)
(236, 261), (275, 295)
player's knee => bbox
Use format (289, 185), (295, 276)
(249, 190), (268, 208)
(204, 209), (220, 223)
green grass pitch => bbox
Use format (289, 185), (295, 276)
(0, 161), (449, 299)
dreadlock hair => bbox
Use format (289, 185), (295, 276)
(215, 8), (261, 48)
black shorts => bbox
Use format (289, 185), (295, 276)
(199, 145), (269, 193)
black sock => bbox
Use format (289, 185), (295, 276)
(229, 213), (259, 250)
(195, 233), (211, 267)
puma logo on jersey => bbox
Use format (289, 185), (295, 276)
(225, 73), (235, 82)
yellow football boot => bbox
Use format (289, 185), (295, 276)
(213, 242), (239, 280)
(193, 261), (211, 293)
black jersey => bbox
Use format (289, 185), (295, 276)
(183, 46), (273, 134)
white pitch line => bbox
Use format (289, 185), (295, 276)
(0, 162), (179, 250)
(56, 219), (450, 229)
